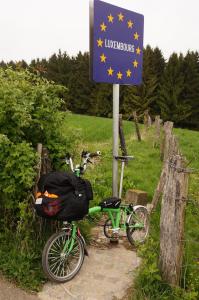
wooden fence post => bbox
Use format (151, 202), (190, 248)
(159, 154), (189, 286)
(41, 147), (52, 174)
(150, 134), (179, 212)
(144, 109), (152, 131)
(133, 111), (142, 142)
(33, 143), (43, 196)
(160, 121), (173, 161)
(153, 115), (162, 148)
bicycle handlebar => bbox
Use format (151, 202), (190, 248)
(89, 151), (101, 158)
(62, 151), (101, 174)
(81, 151), (101, 159)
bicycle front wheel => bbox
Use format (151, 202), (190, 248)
(42, 231), (84, 283)
(126, 206), (149, 245)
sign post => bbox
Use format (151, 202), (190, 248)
(112, 83), (119, 196)
(90, 0), (144, 197)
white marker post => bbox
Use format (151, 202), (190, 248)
(112, 84), (119, 197)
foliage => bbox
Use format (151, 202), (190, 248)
(157, 53), (192, 124)
(1, 47), (199, 128)
(0, 68), (76, 290)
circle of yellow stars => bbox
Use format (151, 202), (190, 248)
(96, 11), (142, 80)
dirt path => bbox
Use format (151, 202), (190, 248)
(0, 275), (39, 300)
(0, 226), (140, 300)
(38, 226), (140, 300)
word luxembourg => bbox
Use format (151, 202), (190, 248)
(104, 38), (135, 53)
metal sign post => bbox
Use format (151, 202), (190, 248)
(89, 0), (144, 198)
(112, 84), (119, 197)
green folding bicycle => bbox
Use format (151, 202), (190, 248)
(42, 151), (149, 283)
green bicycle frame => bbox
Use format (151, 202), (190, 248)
(89, 205), (144, 230)
(62, 204), (144, 254)
(63, 222), (77, 253)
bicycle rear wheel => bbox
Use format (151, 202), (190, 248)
(42, 230), (84, 283)
(126, 206), (149, 245)
(103, 219), (113, 238)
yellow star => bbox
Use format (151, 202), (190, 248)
(108, 14), (114, 23)
(97, 38), (103, 47)
(118, 13), (124, 21)
(100, 53), (107, 63)
(134, 32), (139, 40)
(126, 69), (132, 77)
(107, 67), (114, 76)
(133, 60), (138, 68)
(100, 22), (107, 32)
(117, 71), (123, 79)
(136, 47), (141, 55)
(127, 20), (134, 28)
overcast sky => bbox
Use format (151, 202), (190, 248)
(0, 0), (198, 62)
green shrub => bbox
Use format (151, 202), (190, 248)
(0, 68), (76, 290)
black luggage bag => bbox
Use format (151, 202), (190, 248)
(35, 171), (93, 221)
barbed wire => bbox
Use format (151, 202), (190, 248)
(167, 161), (197, 173)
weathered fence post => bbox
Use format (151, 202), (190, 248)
(41, 147), (52, 174)
(159, 154), (189, 286)
(160, 121), (173, 161)
(150, 134), (179, 212)
(119, 114), (128, 157)
(34, 143), (43, 196)
(144, 109), (152, 130)
(133, 111), (142, 142)
(153, 115), (162, 148)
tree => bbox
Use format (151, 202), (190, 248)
(157, 53), (191, 124)
(181, 51), (199, 128)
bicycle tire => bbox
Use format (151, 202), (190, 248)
(103, 219), (113, 238)
(42, 230), (85, 283)
(126, 206), (149, 245)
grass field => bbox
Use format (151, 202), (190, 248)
(63, 113), (199, 299)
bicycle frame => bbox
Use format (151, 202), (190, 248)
(88, 205), (144, 231)
(62, 222), (77, 254)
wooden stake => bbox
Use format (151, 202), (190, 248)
(133, 111), (141, 142)
(159, 155), (189, 286)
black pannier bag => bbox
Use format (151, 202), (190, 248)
(35, 171), (93, 221)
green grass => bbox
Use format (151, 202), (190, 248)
(63, 113), (199, 299)
(1, 112), (198, 296)
(63, 113), (134, 142)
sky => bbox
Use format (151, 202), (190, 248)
(0, 0), (198, 62)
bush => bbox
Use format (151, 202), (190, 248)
(0, 68), (76, 290)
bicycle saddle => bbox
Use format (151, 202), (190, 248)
(99, 197), (121, 208)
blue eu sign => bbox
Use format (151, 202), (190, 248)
(90, 0), (144, 85)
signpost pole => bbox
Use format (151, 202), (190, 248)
(112, 83), (120, 197)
